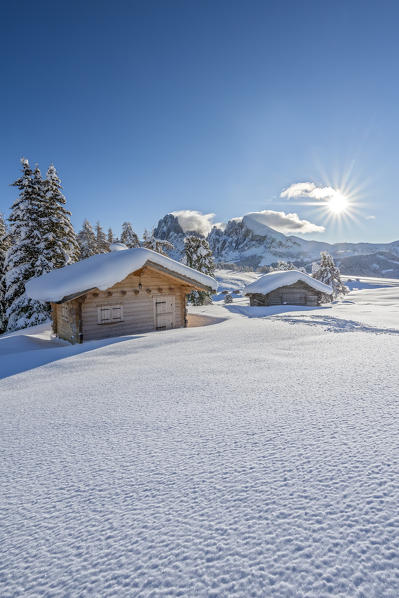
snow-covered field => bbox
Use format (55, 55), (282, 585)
(215, 268), (262, 290)
(1, 275), (399, 597)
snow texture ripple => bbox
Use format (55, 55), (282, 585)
(1, 278), (399, 597)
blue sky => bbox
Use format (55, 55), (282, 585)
(1, 0), (398, 243)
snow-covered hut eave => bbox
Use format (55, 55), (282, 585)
(55, 289), (97, 304)
(25, 248), (218, 303)
(144, 260), (215, 292)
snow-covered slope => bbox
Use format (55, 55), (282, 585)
(337, 251), (399, 277)
(154, 212), (399, 274)
(214, 269), (262, 293)
(1, 279), (399, 596)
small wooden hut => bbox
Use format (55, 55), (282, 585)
(243, 270), (332, 306)
(26, 247), (217, 343)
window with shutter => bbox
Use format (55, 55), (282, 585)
(98, 305), (123, 324)
(112, 306), (122, 320)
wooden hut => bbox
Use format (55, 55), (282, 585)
(243, 270), (332, 306)
(26, 247), (217, 343)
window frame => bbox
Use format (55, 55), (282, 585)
(97, 304), (124, 325)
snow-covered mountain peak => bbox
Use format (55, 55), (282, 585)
(242, 212), (287, 241)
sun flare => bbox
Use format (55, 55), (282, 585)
(327, 191), (349, 215)
(280, 175), (367, 229)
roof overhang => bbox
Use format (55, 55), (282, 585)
(55, 288), (97, 304)
(144, 260), (214, 292)
(54, 259), (213, 304)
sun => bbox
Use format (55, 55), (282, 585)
(327, 191), (349, 215)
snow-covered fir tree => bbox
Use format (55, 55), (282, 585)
(29, 165), (55, 275)
(5, 159), (51, 331)
(95, 222), (110, 253)
(43, 164), (80, 266)
(269, 260), (307, 273)
(77, 219), (98, 259)
(271, 261), (296, 272)
(142, 229), (174, 255)
(121, 221), (140, 248)
(311, 261), (321, 276)
(0, 213), (10, 333)
(107, 227), (114, 244)
(312, 251), (348, 299)
(183, 235), (215, 305)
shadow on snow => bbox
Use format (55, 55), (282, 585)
(269, 314), (399, 335)
(224, 304), (331, 318)
(0, 314), (226, 381)
(0, 332), (144, 381)
(224, 304), (399, 335)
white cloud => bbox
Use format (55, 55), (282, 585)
(365, 215), (376, 220)
(172, 210), (216, 236)
(244, 210), (325, 234)
(212, 221), (226, 231)
(281, 182), (338, 201)
(280, 182), (316, 198)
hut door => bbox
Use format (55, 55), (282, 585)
(154, 296), (175, 330)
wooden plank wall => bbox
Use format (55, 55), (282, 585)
(79, 267), (188, 341)
(249, 281), (319, 306)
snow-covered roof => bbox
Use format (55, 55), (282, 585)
(243, 270), (333, 296)
(26, 248), (217, 302)
(109, 242), (128, 251)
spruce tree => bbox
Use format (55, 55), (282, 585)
(271, 261), (296, 272)
(5, 159), (50, 331)
(270, 261), (306, 273)
(77, 219), (97, 259)
(44, 164), (80, 266)
(121, 221), (140, 248)
(312, 251), (348, 299)
(311, 261), (321, 276)
(95, 222), (110, 253)
(142, 229), (174, 255)
(107, 227), (114, 244)
(31, 165), (55, 276)
(183, 235), (215, 305)
(0, 214), (10, 333)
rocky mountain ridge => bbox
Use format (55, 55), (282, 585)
(153, 213), (399, 277)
